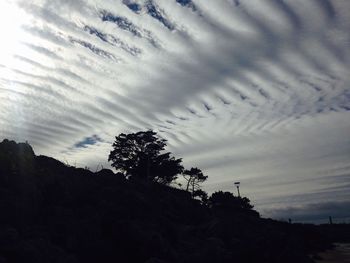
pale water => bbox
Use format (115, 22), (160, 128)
(315, 243), (350, 263)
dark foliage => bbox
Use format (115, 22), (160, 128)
(0, 139), (347, 263)
(209, 191), (254, 210)
(183, 167), (208, 197)
(193, 189), (208, 204)
(108, 131), (183, 184)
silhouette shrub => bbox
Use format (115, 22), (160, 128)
(108, 131), (183, 184)
(0, 139), (340, 263)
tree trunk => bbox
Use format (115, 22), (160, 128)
(186, 177), (191, 191)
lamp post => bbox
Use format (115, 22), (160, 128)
(234, 182), (241, 197)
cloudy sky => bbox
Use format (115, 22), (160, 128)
(0, 0), (349, 222)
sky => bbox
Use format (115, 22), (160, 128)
(0, 0), (349, 223)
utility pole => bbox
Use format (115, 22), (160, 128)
(234, 182), (241, 197)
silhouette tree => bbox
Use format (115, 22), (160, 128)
(183, 167), (208, 197)
(193, 189), (208, 204)
(209, 191), (254, 210)
(108, 130), (183, 184)
(151, 152), (184, 184)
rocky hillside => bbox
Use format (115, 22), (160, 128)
(0, 139), (345, 263)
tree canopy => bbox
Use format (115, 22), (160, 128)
(183, 167), (208, 197)
(108, 130), (183, 184)
(209, 191), (254, 211)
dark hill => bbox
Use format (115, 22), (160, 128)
(0, 139), (347, 263)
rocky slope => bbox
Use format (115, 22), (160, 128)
(0, 139), (345, 263)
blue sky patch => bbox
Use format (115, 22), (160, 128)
(74, 135), (103, 148)
(122, 0), (142, 13)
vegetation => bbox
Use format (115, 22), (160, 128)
(108, 130), (208, 195)
(0, 138), (349, 263)
(108, 130), (183, 184)
(183, 167), (208, 197)
(209, 191), (254, 210)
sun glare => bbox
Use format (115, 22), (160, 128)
(0, 0), (30, 68)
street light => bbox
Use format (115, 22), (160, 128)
(234, 181), (240, 197)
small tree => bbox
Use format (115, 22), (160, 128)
(193, 189), (208, 204)
(183, 167), (208, 197)
(108, 130), (183, 184)
(152, 152), (184, 184)
(209, 191), (254, 210)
